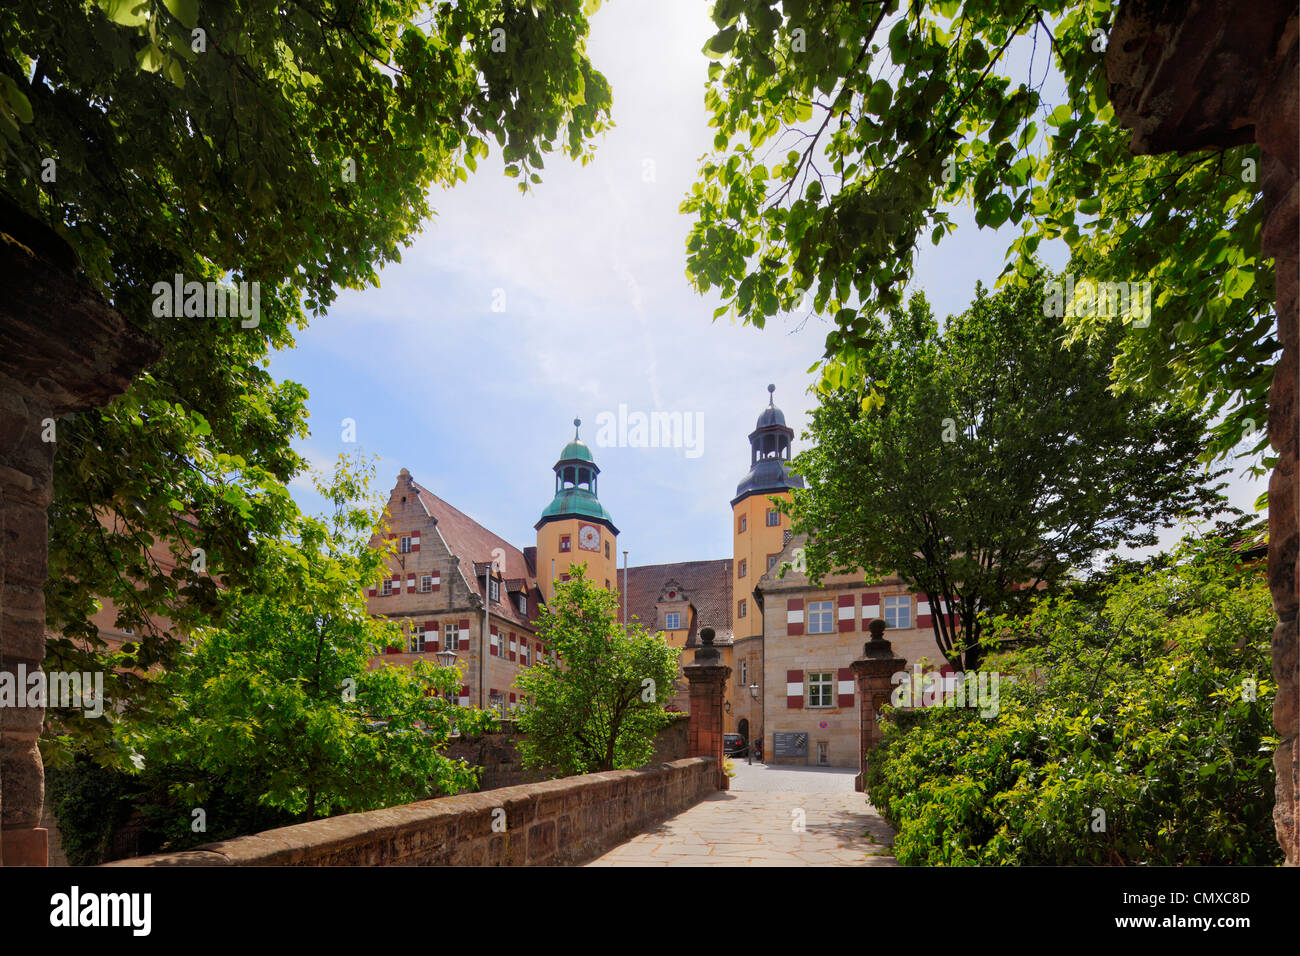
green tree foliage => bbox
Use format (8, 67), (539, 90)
(788, 277), (1224, 668)
(515, 565), (679, 775)
(103, 456), (495, 820)
(683, 0), (1274, 470)
(866, 533), (1280, 865)
(0, 0), (612, 758)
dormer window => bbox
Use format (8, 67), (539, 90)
(517, 594), (527, 615)
(665, 612), (681, 630)
(489, 578), (500, 602)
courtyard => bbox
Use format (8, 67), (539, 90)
(586, 761), (897, 867)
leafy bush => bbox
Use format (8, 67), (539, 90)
(45, 751), (298, 865)
(867, 534), (1280, 865)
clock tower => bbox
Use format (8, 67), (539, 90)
(732, 385), (804, 642)
(536, 419), (619, 603)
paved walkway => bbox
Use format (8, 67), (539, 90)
(586, 762), (896, 866)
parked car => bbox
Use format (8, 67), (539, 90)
(723, 733), (748, 757)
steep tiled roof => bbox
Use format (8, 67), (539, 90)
(617, 559), (734, 647)
(411, 481), (540, 630)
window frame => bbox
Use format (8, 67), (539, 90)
(738, 598), (747, 618)
(381, 579), (393, 597)
(883, 595), (912, 629)
(664, 611), (681, 630)
(807, 600), (834, 634)
(766, 508), (780, 527)
(489, 578), (500, 602)
(399, 535), (412, 554)
(409, 624), (426, 654)
(807, 671), (834, 708)
(419, 574), (433, 593)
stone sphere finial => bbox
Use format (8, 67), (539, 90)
(868, 618), (888, 641)
(767, 383), (775, 405)
(573, 417), (581, 437)
(693, 626), (720, 664)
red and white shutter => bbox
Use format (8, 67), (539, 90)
(520, 637), (529, 664)
(430, 569), (441, 591)
(508, 634), (517, 662)
(786, 669), (804, 709)
(458, 684), (470, 707)
(489, 625), (499, 656)
(916, 597), (932, 629)
(458, 619), (470, 651)
(367, 583), (377, 598)
(509, 692), (516, 704)
(410, 531), (421, 552)
(391, 575), (401, 595)
(862, 592), (881, 620)
(786, 598), (804, 636)
(406, 572), (416, 593)
(837, 667), (855, 708)
(837, 594), (855, 632)
(426, 621), (439, 651)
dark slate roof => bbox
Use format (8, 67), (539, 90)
(732, 455), (805, 504)
(411, 480), (541, 630)
(617, 559), (734, 647)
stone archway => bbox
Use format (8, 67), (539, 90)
(1106, 0), (1298, 864)
(0, 199), (161, 866)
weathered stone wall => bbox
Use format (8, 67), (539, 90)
(0, 199), (160, 866)
(105, 757), (717, 867)
(444, 713), (690, 791)
(1107, 0), (1298, 866)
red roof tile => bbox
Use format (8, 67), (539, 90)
(410, 480), (540, 629)
(616, 559), (734, 646)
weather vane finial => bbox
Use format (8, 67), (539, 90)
(768, 383), (775, 406)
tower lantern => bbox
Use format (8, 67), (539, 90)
(535, 418), (619, 603)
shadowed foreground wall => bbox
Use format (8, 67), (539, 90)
(105, 757), (716, 867)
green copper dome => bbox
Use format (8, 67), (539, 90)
(558, 438), (595, 464)
(537, 487), (617, 528)
(536, 418), (619, 533)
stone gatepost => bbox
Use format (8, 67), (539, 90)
(850, 619), (905, 793)
(0, 200), (160, 865)
(683, 626), (731, 790)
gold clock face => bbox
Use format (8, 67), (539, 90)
(578, 524), (601, 552)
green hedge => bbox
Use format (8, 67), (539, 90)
(45, 752), (297, 865)
(866, 536), (1281, 865)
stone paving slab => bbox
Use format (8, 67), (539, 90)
(587, 763), (896, 867)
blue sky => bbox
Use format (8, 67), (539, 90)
(269, 0), (1265, 568)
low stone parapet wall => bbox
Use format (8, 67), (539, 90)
(105, 757), (716, 867)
